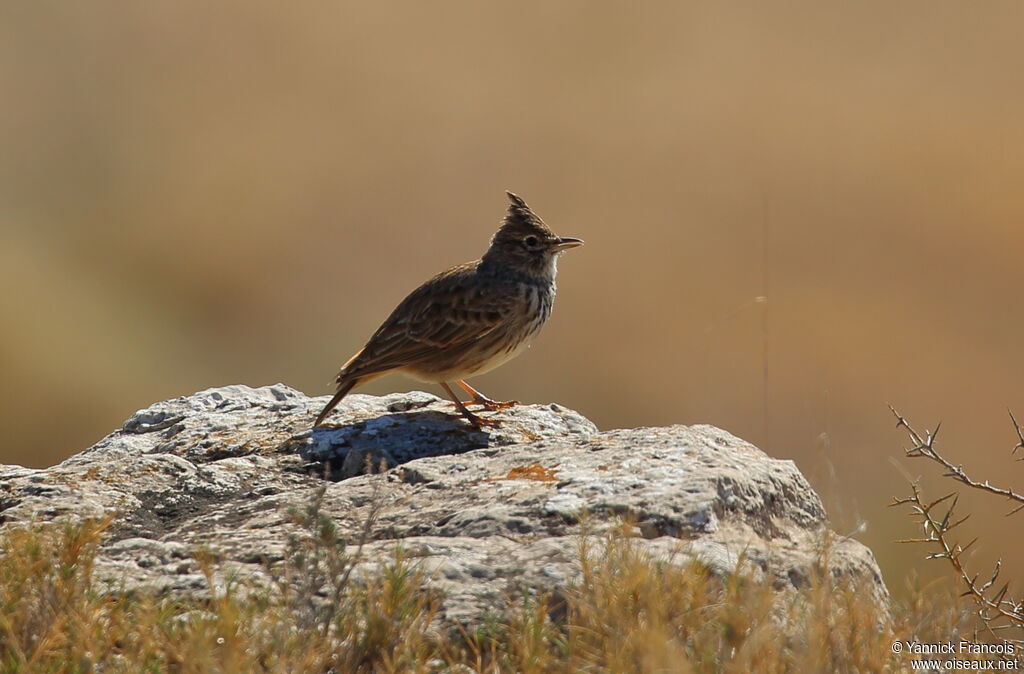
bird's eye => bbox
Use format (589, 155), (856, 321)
(523, 235), (539, 248)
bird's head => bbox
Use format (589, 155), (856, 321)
(482, 192), (583, 278)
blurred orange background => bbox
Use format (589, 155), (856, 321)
(3, 2), (1024, 594)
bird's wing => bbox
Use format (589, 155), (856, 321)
(335, 264), (516, 382)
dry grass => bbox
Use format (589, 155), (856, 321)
(0, 506), (985, 673)
(461, 528), (979, 673)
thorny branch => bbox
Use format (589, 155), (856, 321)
(892, 485), (1024, 634)
(889, 406), (1024, 515)
(890, 407), (1024, 635)
(1009, 410), (1024, 458)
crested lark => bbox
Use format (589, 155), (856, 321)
(314, 192), (583, 429)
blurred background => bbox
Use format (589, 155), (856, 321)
(3, 2), (1023, 594)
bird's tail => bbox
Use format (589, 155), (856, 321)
(313, 378), (361, 427)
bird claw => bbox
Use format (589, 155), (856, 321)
(448, 399), (518, 411)
(454, 409), (502, 429)
(468, 393), (520, 409)
(443, 404), (502, 428)
(468, 416), (502, 429)
(473, 398), (520, 411)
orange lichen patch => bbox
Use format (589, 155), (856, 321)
(490, 463), (560, 483)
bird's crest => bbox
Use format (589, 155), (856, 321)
(500, 191), (554, 237)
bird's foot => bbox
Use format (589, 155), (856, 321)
(472, 397), (519, 411)
(448, 397), (517, 412)
(440, 381), (504, 429)
(455, 381), (518, 411)
(461, 410), (502, 429)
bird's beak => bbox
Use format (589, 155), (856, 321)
(553, 237), (584, 251)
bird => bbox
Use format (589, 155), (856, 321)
(314, 191), (583, 429)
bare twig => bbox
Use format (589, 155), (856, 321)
(891, 483), (1024, 635)
(890, 407), (1024, 638)
(1009, 409), (1024, 459)
(889, 406), (1024, 515)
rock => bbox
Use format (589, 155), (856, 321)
(0, 384), (888, 625)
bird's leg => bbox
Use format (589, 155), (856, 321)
(440, 382), (500, 428)
(456, 380), (519, 410)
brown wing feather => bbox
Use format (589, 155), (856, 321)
(333, 262), (515, 383)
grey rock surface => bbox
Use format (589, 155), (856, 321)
(0, 384), (888, 625)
